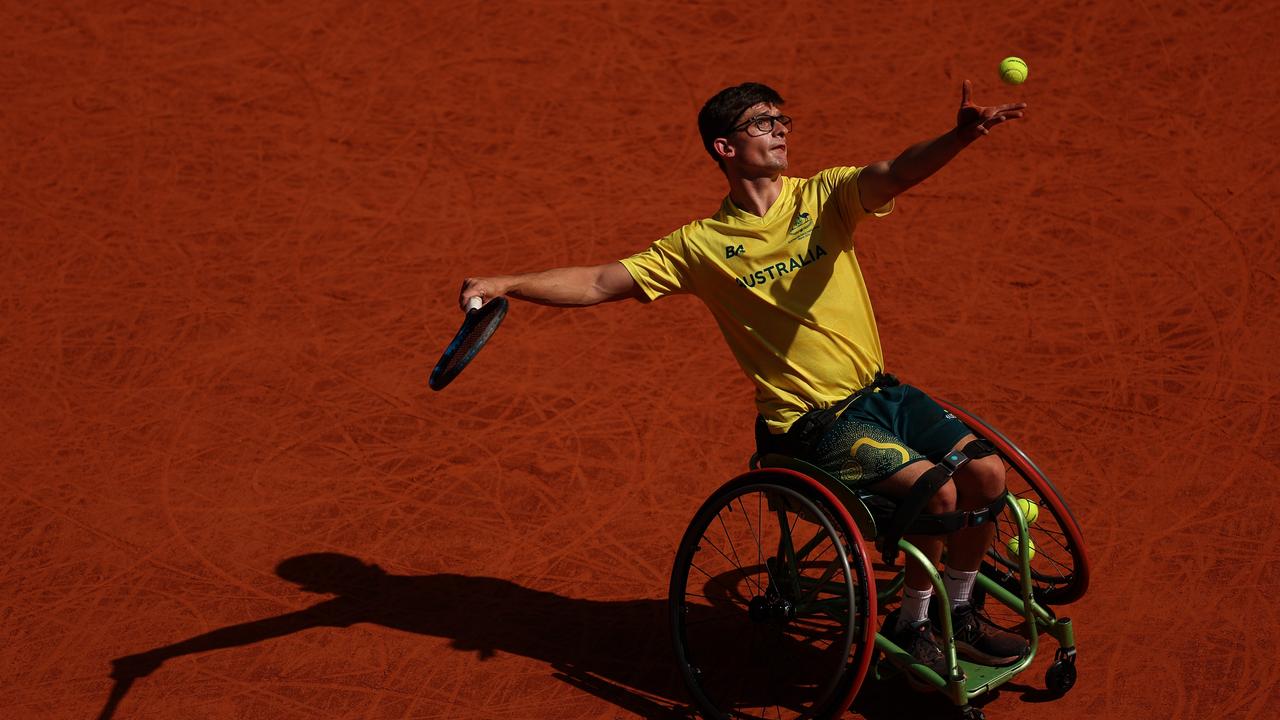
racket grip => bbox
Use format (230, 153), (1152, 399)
(465, 296), (483, 312)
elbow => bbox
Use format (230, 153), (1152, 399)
(860, 161), (906, 211)
(885, 163), (918, 194)
(587, 279), (620, 305)
(588, 262), (637, 305)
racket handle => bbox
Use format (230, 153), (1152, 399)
(465, 296), (483, 312)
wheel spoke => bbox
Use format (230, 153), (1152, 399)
(717, 504), (764, 596)
(734, 494), (776, 597)
(798, 556), (844, 609)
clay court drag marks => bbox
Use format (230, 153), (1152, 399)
(2, 2), (1278, 719)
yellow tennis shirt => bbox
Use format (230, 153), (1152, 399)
(620, 166), (893, 434)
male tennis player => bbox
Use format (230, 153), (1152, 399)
(458, 81), (1028, 673)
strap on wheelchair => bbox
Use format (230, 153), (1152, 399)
(779, 373), (901, 458)
(900, 494), (1007, 536)
(879, 438), (1001, 565)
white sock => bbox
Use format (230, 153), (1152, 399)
(898, 585), (933, 629)
(944, 567), (978, 608)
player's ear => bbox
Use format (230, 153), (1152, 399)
(713, 137), (735, 162)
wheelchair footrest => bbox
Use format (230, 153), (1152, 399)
(955, 658), (1020, 698)
(874, 634), (1035, 701)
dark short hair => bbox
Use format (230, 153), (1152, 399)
(697, 82), (785, 167)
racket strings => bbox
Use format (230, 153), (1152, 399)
(441, 314), (500, 372)
(429, 298), (508, 390)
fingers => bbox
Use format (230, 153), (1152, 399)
(959, 79), (1028, 116)
(979, 110), (1025, 133)
(458, 277), (484, 312)
(982, 115), (1008, 130)
(995, 108), (1026, 121)
(458, 276), (506, 311)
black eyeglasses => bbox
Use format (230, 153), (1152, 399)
(728, 113), (793, 137)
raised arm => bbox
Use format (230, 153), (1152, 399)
(857, 80), (1026, 212)
(458, 261), (638, 311)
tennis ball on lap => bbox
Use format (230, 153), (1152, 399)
(1015, 497), (1039, 524)
(1006, 536), (1035, 561)
(999, 56), (1028, 84)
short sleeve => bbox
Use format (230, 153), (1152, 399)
(818, 166), (895, 229)
(618, 226), (695, 301)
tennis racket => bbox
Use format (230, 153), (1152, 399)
(428, 296), (508, 391)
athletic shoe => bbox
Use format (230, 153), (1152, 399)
(882, 609), (947, 677)
(939, 603), (1029, 666)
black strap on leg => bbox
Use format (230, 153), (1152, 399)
(949, 438), (1003, 528)
(966, 494), (1007, 527)
(961, 438), (997, 460)
(898, 494), (1007, 536)
(877, 439), (1003, 565)
(880, 448), (970, 565)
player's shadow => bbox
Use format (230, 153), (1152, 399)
(102, 552), (1015, 719)
(99, 553), (691, 720)
(853, 674), (994, 720)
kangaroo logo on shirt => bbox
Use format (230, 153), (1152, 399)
(786, 211), (814, 243)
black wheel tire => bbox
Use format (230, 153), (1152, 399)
(1044, 658), (1078, 696)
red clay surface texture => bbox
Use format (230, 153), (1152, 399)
(3, 1), (1278, 719)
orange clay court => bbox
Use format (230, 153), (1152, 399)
(2, 2), (1278, 719)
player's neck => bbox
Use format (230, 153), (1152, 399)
(726, 173), (784, 218)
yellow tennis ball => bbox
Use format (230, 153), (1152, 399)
(999, 56), (1028, 85)
(1006, 536), (1035, 561)
(1015, 498), (1039, 524)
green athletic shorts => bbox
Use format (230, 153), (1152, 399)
(758, 384), (972, 489)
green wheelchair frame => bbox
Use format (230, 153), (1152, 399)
(668, 398), (1088, 720)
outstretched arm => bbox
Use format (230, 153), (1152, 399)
(110, 599), (355, 680)
(857, 80), (1026, 212)
(458, 261), (638, 311)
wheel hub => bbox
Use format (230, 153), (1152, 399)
(748, 594), (795, 624)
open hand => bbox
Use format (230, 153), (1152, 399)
(955, 80), (1026, 142)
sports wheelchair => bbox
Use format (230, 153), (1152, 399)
(668, 397), (1089, 720)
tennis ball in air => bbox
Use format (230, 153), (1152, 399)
(1006, 536), (1035, 561)
(999, 56), (1028, 85)
(1015, 498), (1039, 524)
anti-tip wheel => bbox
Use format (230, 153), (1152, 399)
(1045, 657), (1078, 696)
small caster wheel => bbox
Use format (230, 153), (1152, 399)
(1045, 648), (1078, 696)
(959, 706), (985, 720)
